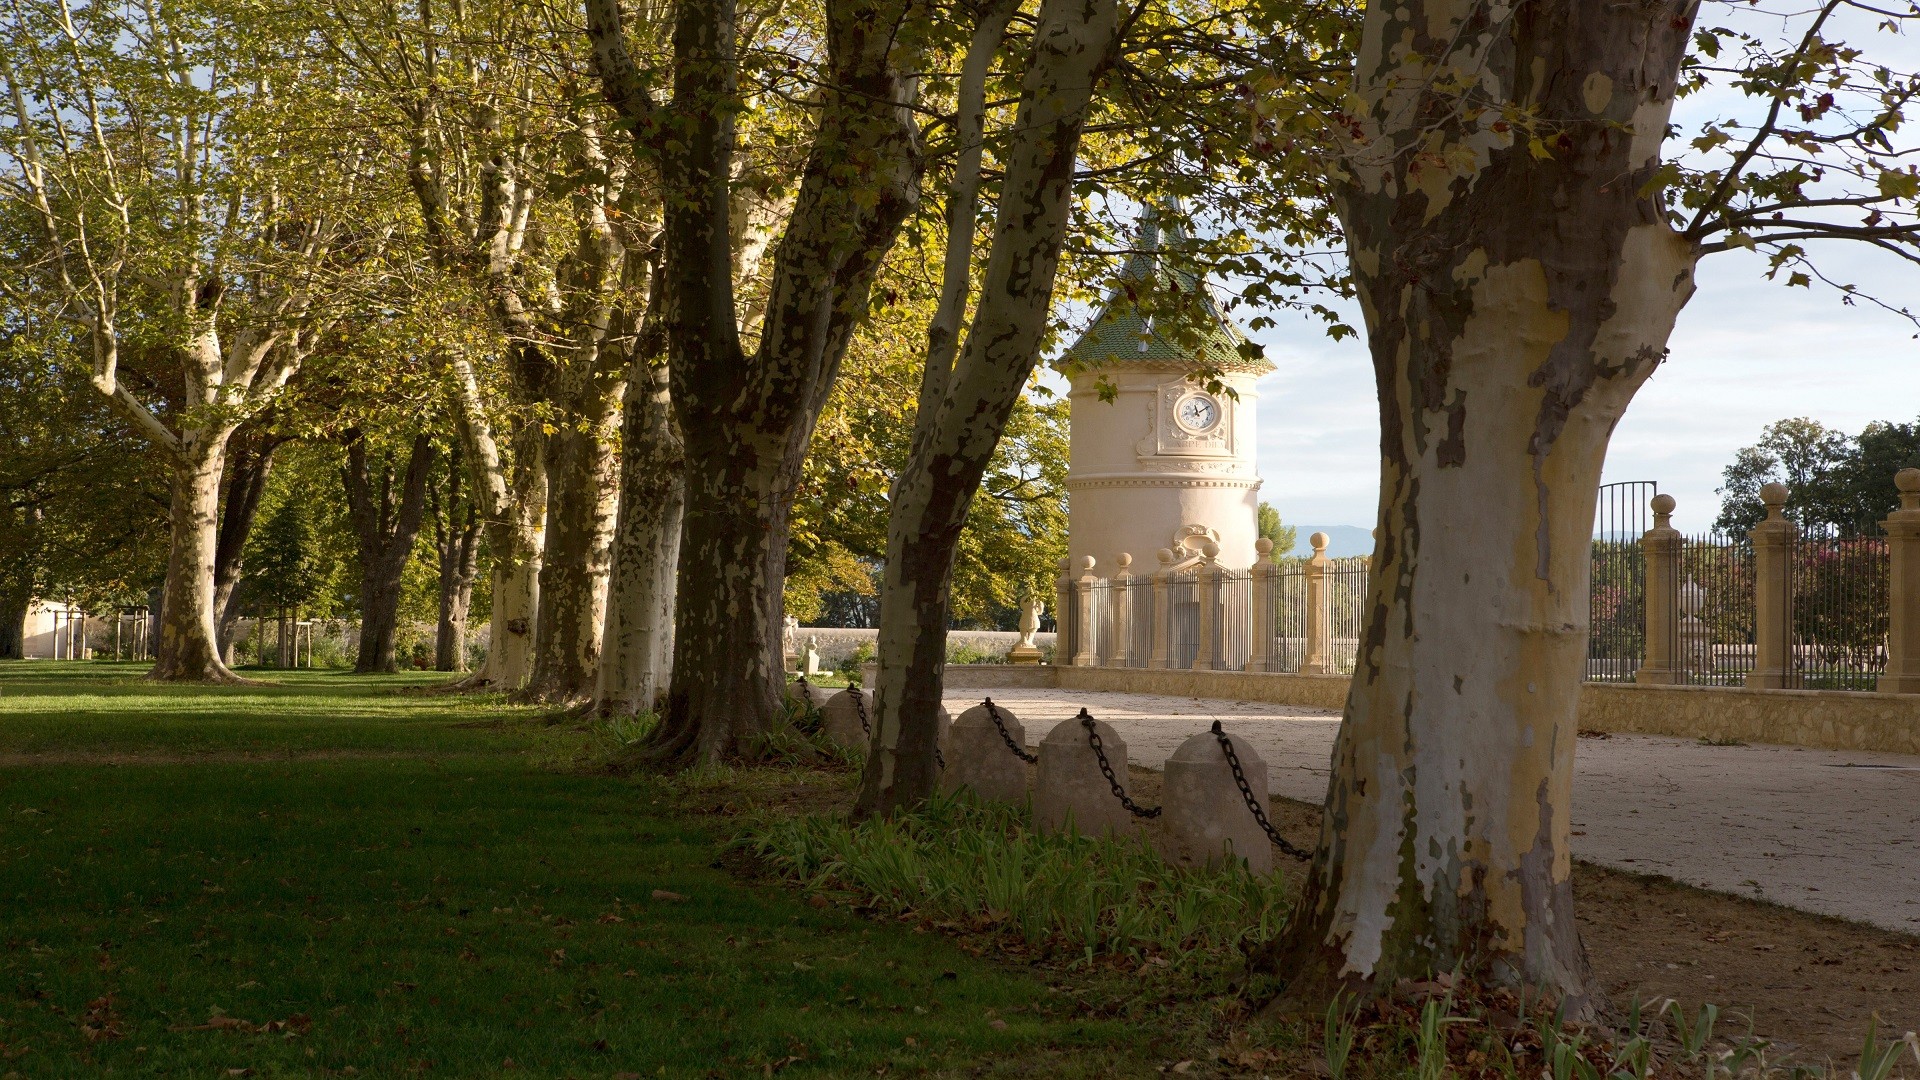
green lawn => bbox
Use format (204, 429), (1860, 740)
(0, 663), (1187, 1078)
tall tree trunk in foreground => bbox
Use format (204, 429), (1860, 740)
(596, 363), (685, 715)
(857, 0), (1115, 815)
(343, 430), (436, 674)
(449, 358), (546, 691)
(213, 428), (287, 660)
(429, 444), (484, 673)
(1263, 0), (1699, 1012)
(150, 434), (241, 682)
(588, 0), (924, 763)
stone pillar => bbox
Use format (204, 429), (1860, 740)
(1246, 538), (1276, 673)
(1072, 556), (1099, 667)
(1105, 553), (1134, 667)
(1160, 728), (1273, 874)
(1880, 469), (1920, 693)
(1193, 543), (1222, 671)
(1746, 482), (1796, 690)
(1054, 558), (1073, 664)
(1034, 713), (1139, 838)
(1636, 493), (1683, 685)
(1149, 548), (1174, 669)
(1300, 531), (1334, 675)
(820, 687), (873, 749)
(941, 700), (1030, 804)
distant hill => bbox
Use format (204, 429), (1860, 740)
(1284, 525), (1374, 559)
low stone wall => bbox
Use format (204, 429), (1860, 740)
(855, 662), (1920, 756)
(1579, 682), (1920, 756)
(797, 628), (1056, 667)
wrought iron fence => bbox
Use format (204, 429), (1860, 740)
(1587, 480), (1656, 682)
(1791, 525), (1889, 690)
(1267, 560), (1309, 673)
(1324, 556), (1369, 675)
(1210, 570), (1252, 670)
(1676, 530), (1756, 686)
(1126, 575), (1154, 667)
(1167, 571), (1198, 669)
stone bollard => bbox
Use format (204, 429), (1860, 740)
(940, 699), (1032, 805)
(1034, 712), (1140, 838)
(785, 678), (832, 714)
(1159, 728), (1273, 874)
(819, 688), (873, 749)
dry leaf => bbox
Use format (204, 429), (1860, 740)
(651, 889), (687, 902)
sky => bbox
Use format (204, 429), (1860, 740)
(1248, 242), (1920, 533)
(1246, 5), (1920, 535)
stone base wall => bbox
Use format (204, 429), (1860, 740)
(801, 628), (1055, 668)
(864, 663), (1920, 757)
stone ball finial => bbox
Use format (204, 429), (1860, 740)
(1760, 481), (1789, 507)
(1115, 552), (1133, 569)
(1651, 493), (1676, 515)
(1200, 540), (1221, 561)
(1899, 468), (1920, 494)
(1310, 531), (1330, 552)
(1057, 557), (1070, 573)
(1079, 555), (1096, 574)
(1156, 547), (1175, 565)
(1255, 537), (1274, 556)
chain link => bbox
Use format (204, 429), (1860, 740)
(791, 676), (822, 734)
(1212, 720), (1311, 861)
(1079, 709), (1160, 818)
(982, 698), (1038, 763)
(850, 685), (871, 737)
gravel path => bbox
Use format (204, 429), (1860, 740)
(945, 685), (1920, 935)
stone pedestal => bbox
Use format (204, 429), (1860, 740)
(1034, 714), (1138, 838)
(1881, 469), (1920, 693)
(1746, 482), (1796, 690)
(1300, 532), (1334, 675)
(940, 701), (1030, 805)
(1159, 728), (1272, 874)
(1637, 494), (1684, 685)
(820, 688), (873, 748)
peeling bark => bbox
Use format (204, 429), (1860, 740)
(150, 437), (241, 683)
(596, 363), (684, 715)
(523, 381), (624, 703)
(1264, 0), (1702, 1012)
(857, 0), (1121, 816)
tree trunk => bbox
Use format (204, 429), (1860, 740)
(344, 431), (436, 675)
(524, 394), (623, 703)
(596, 364), (685, 715)
(857, 0), (1119, 816)
(434, 517), (481, 674)
(0, 584), (27, 660)
(212, 429), (285, 661)
(1262, 0), (1700, 1012)
(150, 440), (241, 682)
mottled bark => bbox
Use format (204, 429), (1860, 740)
(523, 379), (624, 703)
(342, 430), (435, 675)
(213, 429), (286, 659)
(150, 439), (241, 682)
(449, 357), (546, 692)
(1264, 0), (1701, 1012)
(596, 363), (685, 715)
(589, 0), (925, 764)
(857, 0), (1119, 816)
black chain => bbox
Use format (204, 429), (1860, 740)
(982, 698), (1037, 763)
(850, 686), (871, 737)
(1212, 720), (1311, 862)
(791, 677), (821, 734)
(1079, 709), (1160, 818)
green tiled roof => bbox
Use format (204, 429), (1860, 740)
(1060, 211), (1268, 374)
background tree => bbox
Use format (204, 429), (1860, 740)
(0, 0), (400, 680)
(1716, 416), (1920, 535)
(1256, 502), (1297, 556)
(341, 429), (436, 674)
(245, 499), (330, 666)
(426, 442), (485, 673)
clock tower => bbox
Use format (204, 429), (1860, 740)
(1060, 212), (1270, 573)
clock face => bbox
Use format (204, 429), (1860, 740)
(1176, 394), (1220, 433)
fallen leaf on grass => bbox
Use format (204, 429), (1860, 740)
(651, 889), (687, 902)
(988, 1019), (1007, 1031)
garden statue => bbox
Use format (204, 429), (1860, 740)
(1009, 594), (1044, 665)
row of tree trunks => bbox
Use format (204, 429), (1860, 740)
(429, 442), (483, 673)
(341, 430), (436, 675)
(1263, 0), (1702, 1014)
(858, 0), (1120, 816)
(523, 380), (625, 703)
(595, 363), (684, 715)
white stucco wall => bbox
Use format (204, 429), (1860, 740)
(1066, 366), (1264, 573)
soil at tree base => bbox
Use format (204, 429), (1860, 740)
(1117, 767), (1920, 1064)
